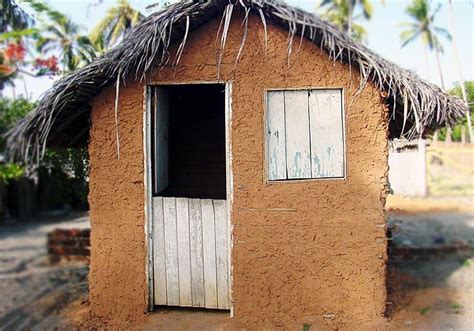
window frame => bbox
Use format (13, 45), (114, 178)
(263, 87), (347, 183)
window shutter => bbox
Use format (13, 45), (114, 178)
(284, 90), (312, 179)
(266, 89), (345, 181)
(266, 91), (287, 180)
(308, 90), (345, 178)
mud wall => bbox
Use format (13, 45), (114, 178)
(88, 80), (147, 321)
(88, 13), (388, 328)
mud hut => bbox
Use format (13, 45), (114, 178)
(7, 0), (466, 328)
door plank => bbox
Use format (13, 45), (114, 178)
(284, 90), (312, 179)
(213, 200), (230, 309)
(163, 197), (179, 305)
(189, 198), (205, 307)
(176, 198), (192, 306)
(267, 91), (287, 180)
(153, 197), (167, 305)
(308, 90), (344, 178)
(201, 199), (218, 308)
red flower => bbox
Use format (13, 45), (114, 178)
(34, 56), (59, 74)
(5, 43), (26, 62)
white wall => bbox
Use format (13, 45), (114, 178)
(388, 140), (427, 197)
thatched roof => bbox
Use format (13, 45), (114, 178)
(6, 0), (467, 164)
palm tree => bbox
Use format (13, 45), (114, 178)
(400, 0), (451, 90)
(90, 0), (143, 51)
(318, 0), (376, 42)
(37, 19), (96, 72)
(26, 1), (97, 72)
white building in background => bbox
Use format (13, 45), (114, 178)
(388, 139), (427, 197)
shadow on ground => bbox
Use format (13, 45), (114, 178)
(385, 207), (474, 330)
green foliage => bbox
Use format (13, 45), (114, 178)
(0, 162), (23, 182)
(0, 97), (89, 208)
(0, 2), (93, 211)
(418, 306), (431, 315)
(459, 258), (471, 268)
(436, 81), (473, 141)
(0, 28), (39, 41)
(0, 96), (35, 144)
(0, 97), (34, 181)
(38, 148), (89, 210)
(89, 0), (143, 51)
(400, 0), (451, 52)
(450, 81), (474, 112)
(21, 0), (97, 72)
(318, 0), (380, 42)
(451, 303), (462, 310)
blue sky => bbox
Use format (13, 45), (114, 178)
(5, 0), (473, 99)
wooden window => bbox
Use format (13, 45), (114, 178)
(266, 89), (345, 181)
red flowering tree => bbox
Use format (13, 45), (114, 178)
(0, 41), (60, 91)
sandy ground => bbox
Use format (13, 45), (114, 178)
(386, 256), (474, 331)
(384, 195), (474, 331)
(1, 197), (474, 330)
(0, 213), (89, 330)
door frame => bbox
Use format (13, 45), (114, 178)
(143, 81), (233, 314)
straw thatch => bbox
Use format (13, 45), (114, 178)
(6, 0), (467, 164)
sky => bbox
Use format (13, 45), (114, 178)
(4, 0), (474, 100)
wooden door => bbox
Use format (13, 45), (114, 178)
(152, 197), (230, 309)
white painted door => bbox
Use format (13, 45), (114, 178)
(153, 197), (230, 309)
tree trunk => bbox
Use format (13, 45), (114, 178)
(423, 44), (429, 81)
(22, 74), (29, 99)
(434, 47), (445, 91)
(347, 0), (353, 36)
(448, 0), (472, 142)
(11, 84), (16, 100)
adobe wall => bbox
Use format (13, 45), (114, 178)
(88, 13), (388, 328)
(88, 79), (147, 322)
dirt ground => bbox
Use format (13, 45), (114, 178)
(1, 197), (473, 330)
(384, 195), (474, 331)
(0, 213), (89, 330)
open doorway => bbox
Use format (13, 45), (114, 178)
(149, 83), (231, 310)
(151, 84), (226, 199)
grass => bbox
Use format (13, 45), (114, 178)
(418, 306), (431, 315)
(451, 303), (462, 310)
(451, 303), (463, 314)
(303, 323), (312, 331)
(459, 258), (471, 267)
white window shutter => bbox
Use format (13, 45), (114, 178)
(266, 91), (287, 180)
(284, 90), (312, 179)
(308, 90), (345, 178)
(266, 89), (345, 181)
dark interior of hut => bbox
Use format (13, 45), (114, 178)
(152, 84), (227, 199)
